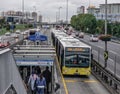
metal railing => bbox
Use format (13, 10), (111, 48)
(92, 60), (120, 94)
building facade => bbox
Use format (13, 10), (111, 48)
(38, 15), (42, 23)
(87, 6), (100, 15)
(98, 3), (120, 22)
(0, 11), (37, 23)
(77, 6), (85, 14)
(32, 12), (37, 22)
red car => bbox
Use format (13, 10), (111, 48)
(0, 42), (5, 48)
(0, 41), (10, 48)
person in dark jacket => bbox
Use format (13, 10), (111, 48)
(42, 66), (51, 94)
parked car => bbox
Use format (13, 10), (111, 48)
(90, 35), (99, 42)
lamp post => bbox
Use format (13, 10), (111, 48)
(38, 11), (41, 28)
(56, 12), (59, 24)
(66, 0), (68, 25)
(33, 6), (37, 28)
(58, 7), (62, 23)
(105, 0), (107, 36)
(22, 0), (24, 26)
(104, 0), (108, 68)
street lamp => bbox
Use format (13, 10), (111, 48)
(104, 0), (108, 68)
(66, 0), (68, 25)
(56, 12), (58, 23)
(105, 0), (107, 35)
(22, 0), (24, 25)
(58, 7), (62, 22)
(33, 6), (37, 28)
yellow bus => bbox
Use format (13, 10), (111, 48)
(51, 29), (91, 76)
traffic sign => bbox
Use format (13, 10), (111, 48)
(104, 51), (108, 60)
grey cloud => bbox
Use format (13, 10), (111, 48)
(0, 0), (120, 22)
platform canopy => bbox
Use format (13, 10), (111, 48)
(13, 45), (56, 66)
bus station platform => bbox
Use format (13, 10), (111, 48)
(12, 45), (66, 94)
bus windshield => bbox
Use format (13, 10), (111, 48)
(65, 54), (90, 68)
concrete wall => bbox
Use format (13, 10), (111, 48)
(0, 49), (27, 94)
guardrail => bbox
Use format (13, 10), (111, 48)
(92, 60), (120, 94)
(111, 37), (120, 44)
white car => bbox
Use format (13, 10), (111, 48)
(79, 32), (84, 38)
(90, 35), (99, 42)
(15, 30), (21, 34)
(5, 32), (11, 36)
(12, 33), (19, 38)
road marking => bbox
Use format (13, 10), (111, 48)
(65, 80), (77, 83)
(65, 79), (98, 83)
(84, 80), (98, 83)
(56, 57), (68, 94)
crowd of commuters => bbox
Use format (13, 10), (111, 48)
(27, 66), (51, 94)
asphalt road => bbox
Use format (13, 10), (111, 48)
(77, 34), (120, 78)
(64, 75), (111, 94)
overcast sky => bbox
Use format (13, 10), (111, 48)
(0, 0), (120, 22)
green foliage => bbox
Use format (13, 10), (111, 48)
(70, 14), (97, 34)
(96, 20), (104, 34)
(28, 24), (33, 28)
(0, 17), (6, 28)
(6, 24), (10, 30)
(70, 13), (120, 37)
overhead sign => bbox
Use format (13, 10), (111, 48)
(35, 31), (41, 40)
(104, 51), (108, 61)
(16, 60), (53, 66)
(28, 35), (36, 41)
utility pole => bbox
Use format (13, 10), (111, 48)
(66, 0), (68, 25)
(22, 0), (24, 25)
(58, 7), (62, 23)
(33, 6), (37, 28)
(104, 0), (108, 68)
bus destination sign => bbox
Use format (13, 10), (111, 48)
(66, 47), (87, 52)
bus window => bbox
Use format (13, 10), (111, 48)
(78, 54), (89, 67)
(65, 55), (77, 67)
(60, 49), (64, 70)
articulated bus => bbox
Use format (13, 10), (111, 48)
(51, 29), (66, 47)
(51, 29), (91, 76)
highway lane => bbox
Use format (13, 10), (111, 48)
(82, 35), (120, 55)
(64, 75), (111, 94)
(77, 34), (120, 78)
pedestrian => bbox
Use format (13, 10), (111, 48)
(36, 66), (41, 75)
(42, 66), (51, 94)
(28, 71), (38, 94)
(35, 73), (46, 94)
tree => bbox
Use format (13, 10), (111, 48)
(96, 20), (104, 34)
(0, 17), (5, 28)
(70, 14), (97, 34)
